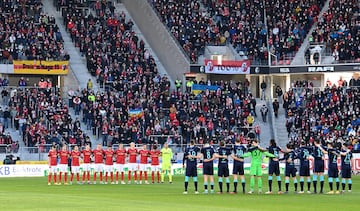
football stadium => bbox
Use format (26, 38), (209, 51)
(0, 0), (359, 210)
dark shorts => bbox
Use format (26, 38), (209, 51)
(300, 163), (310, 176)
(328, 164), (339, 178)
(285, 165), (297, 177)
(203, 162), (214, 175)
(185, 164), (197, 177)
(314, 159), (324, 173)
(218, 164), (229, 177)
(268, 161), (280, 175)
(232, 162), (244, 175)
(341, 166), (351, 179)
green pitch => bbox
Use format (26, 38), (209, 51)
(0, 176), (358, 211)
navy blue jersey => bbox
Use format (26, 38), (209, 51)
(201, 146), (216, 162)
(327, 148), (339, 166)
(217, 147), (232, 165)
(312, 145), (324, 160)
(184, 146), (200, 165)
(232, 144), (246, 164)
(282, 150), (297, 167)
(267, 146), (281, 162)
(298, 146), (311, 165)
(341, 151), (352, 168)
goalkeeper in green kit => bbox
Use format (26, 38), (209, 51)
(243, 139), (275, 194)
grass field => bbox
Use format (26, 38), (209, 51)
(0, 175), (358, 211)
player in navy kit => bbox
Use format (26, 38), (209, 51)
(200, 142), (216, 194)
(216, 141), (232, 194)
(298, 141), (311, 194)
(281, 144), (298, 194)
(340, 143), (353, 193)
(183, 140), (201, 194)
(230, 139), (247, 194)
(266, 139), (283, 194)
(312, 139), (325, 193)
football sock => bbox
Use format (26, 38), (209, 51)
(218, 178), (223, 192)
(94, 172), (97, 182)
(59, 172), (62, 183)
(168, 171), (172, 182)
(87, 172), (90, 181)
(128, 171), (131, 181)
(110, 172), (114, 182)
(184, 176), (189, 191)
(134, 172), (137, 181)
(250, 177), (255, 191)
(320, 175), (324, 192)
(157, 172), (160, 182)
(76, 173), (80, 182)
(300, 178), (304, 191)
(277, 176), (281, 191)
(335, 178), (339, 191)
(258, 178), (262, 190)
(342, 179), (346, 190)
(285, 179), (289, 191)
(161, 171), (165, 182)
(234, 179), (238, 192)
(328, 177), (333, 191)
(71, 173), (74, 182)
(140, 172), (143, 180)
(116, 172), (119, 181)
(105, 173), (108, 182)
(48, 174), (51, 183)
(151, 172), (154, 182)
(307, 178), (311, 191)
(268, 176), (273, 192)
(64, 173), (67, 183)
(194, 177), (198, 191)
(83, 172), (86, 181)
(313, 175), (318, 192)
(99, 172), (103, 181)
(348, 179), (352, 190)
(204, 182), (208, 190)
(294, 179), (298, 191)
(54, 173), (57, 183)
(241, 179), (246, 192)
(210, 181), (214, 190)
(226, 178), (230, 192)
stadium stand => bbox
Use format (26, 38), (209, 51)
(150, 0), (325, 64)
(0, 0), (69, 63)
(312, 0), (360, 62)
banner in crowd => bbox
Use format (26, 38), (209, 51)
(128, 108), (144, 119)
(203, 59), (250, 74)
(191, 84), (221, 95)
(13, 60), (69, 75)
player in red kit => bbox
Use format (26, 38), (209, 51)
(93, 144), (105, 184)
(150, 145), (161, 184)
(70, 146), (81, 184)
(81, 144), (92, 184)
(127, 142), (138, 184)
(48, 145), (58, 185)
(104, 145), (115, 184)
(115, 144), (127, 184)
(139, 144), (150, 184)
(58, 145), (70, 185)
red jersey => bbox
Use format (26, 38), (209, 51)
(105, 149), (114, 165)
(127, 148), (138, 163)
(115, 149), (127, 164)
(139, 149), (149, 164)
(82, 149), (92, 163)
(71, 151), (81, 166)
(48, 150), (57, 166)
(149, 150), (161, 165)
(59, 150), (69, 164)
(93, 149), (104, 164)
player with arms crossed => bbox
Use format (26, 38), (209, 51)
(200, 142), (216, 194)
(298, 141), (312, 194)
(104, 145), (115, 184)
(266, 139), (283, 194)
(115, 143), (127, 184)
(231, 139), (247, 194)
(340, 143), (353, 193)
(93, 144), (105, 184)
(127, 142), (139, 184)
(139, 144), (150, 184)
(149, 145), (161, 184)
(70, 145), (81, 185)
(81, 144), (92, 184)
(183, 140), (201, 194)
(58, 145), (70, 185)
(161, 143), (173, 184)
(48, 145), (58, 185)
(312, 139), (325, 193)
(243, 139), (275, 194)
(216, 141), (232, 194)
(281, 144), (298, 194)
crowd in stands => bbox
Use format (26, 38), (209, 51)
(151, 0), (325, 64)
(312, 0), (360, 62)
(282, 78), (360, 152)
(0, 0), (69, 64)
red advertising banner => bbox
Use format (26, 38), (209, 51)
(203, 59), (250, 74)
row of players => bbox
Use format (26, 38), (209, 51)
(182, 139), (353, 194)
(47, 142), (174, 185)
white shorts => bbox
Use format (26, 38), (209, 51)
(82, 163), (91, 172)
(115, 164), (125, 172)
(49, 165), (58, 174)
(128, 163), (138, 171)
(94, 163), (104, 172)
(58, 164), (68, 173)
(104, 165), (114, 173)
(151, 165), (160, 172)
(71, 166), (80, 174)
(139, 164), (148, 171)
